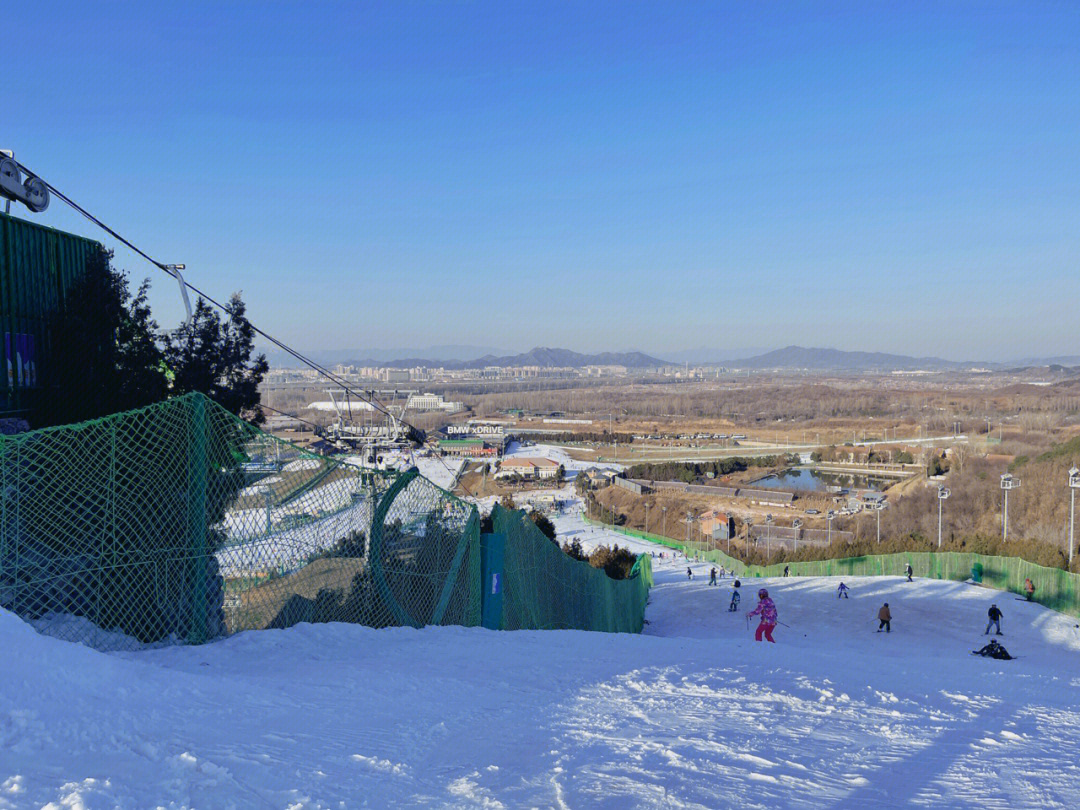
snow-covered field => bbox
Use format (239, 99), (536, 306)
(4, 514), (1080, 808)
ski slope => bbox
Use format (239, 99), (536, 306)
(3, 519), (1080, 808)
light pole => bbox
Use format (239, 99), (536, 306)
(792, 518), (802, 553)
(745, 518), (754, 550)
(662, 506), (667, 538)
(645, 502), (650, 534)
(1068, 467), (1080, 566)
(937, 485), (950, 548)
(1001, 473), (1021, 540)
(827, 510), (836, 544)
(875, 501), (885, 543)
(765, 514), (774, 558)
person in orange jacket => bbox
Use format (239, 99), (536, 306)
(877, 603), (892, 633)
(1023, 578), (1035, 601)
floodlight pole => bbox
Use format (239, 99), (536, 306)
(792, 519), (802, 553)
(1001, 474), (1021, 540)
(937, 486), (950, 549)
(876, 504), (881, 543)
(1068, 468), (1080, 566)
(645, 502), (650, 534)
(662, 506), (667, 537)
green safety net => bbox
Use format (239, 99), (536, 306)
(492, 504), (652, 632)
(585, 517), (1080, 618)
(0, 393), (481, 649)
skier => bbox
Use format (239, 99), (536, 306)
(905, 563), (914, 583)
(973, 638), (1014, 660)
(719, 565), (726, 579)
(747, 588), (778, 642)
(877, 602), (892, 633)
(709, 567), (718, 586)
(1024, 578), (1035, 602)
(729, 580), (742, 612)
(837, 581), (850, 599)
(783, 565), (790, 577)
(985, 604), (1003, 635)
(687, 566), (693, 581)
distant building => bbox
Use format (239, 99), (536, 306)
(698, 509), (734, 540)
(438, 439), (497, 457)
(496, 457), (562, 480)
(407, 392), (463, 412)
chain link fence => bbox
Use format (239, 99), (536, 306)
(0, 393), (480, 650)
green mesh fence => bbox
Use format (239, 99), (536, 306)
(0, 393), (480, 649)
(585, 517), (1080, 618)
(493, 504), (652, 632)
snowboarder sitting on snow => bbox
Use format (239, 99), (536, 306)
(837, 582), (850, 599)
(905, 564), (914, 583)
(986, 604), (1003, 635)
(729, 580), (742, 612)
(747, 588), (778, 642)
(687, 566), (693, 581)
(709, 567), (718, 586)
(973, 638), (1014, 660)
(1024, 578), (1035, 602)
(877, 602), (892, 633)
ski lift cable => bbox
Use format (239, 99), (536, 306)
(14, 158), (413, 432)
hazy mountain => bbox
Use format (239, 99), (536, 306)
(354, 347), (669, 369)
(734, 346), (980, 371)
(1011, 355), (1080, 367)
(661, 347), (772, 364)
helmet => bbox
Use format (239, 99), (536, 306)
(884, 602), (889, 607)
(758, 588), (769, 598)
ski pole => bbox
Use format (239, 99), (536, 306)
(777, 621), (792, 629)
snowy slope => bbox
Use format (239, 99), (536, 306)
(4, 523), (1080, 807)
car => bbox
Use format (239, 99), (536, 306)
(805, 509), (820, 515)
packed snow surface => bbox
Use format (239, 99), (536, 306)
(4, 518), (1080, 808)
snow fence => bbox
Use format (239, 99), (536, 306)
(0, 393), (481, 649)
(492, 504), (653, 632)
(0, 394), (652, 651)
(586, 517), (1080, 618)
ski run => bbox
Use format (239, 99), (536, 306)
(4, 504), (1080, 808)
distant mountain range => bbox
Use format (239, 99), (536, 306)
(348, 346), (669, 370)
(733, 346), (981, 371)
(264, 342), (1078, 373)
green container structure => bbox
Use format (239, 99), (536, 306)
(0, 212), (100, 418)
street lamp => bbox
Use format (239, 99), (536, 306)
(827, 510), (836, 544)
(765, 514), (774, 557)
(937, 485), (950, 548)
(792, 518), (803, 553)
(644, 501), (650, 534)
(1068, 467), (1080, 566)
(1001, 473), (1021, 540)
(745, 518), (754, 549)
(662, 506), (667, 537)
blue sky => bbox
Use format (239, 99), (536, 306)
(6, 1), (1080, 361)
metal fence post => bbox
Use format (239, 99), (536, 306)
(187, 394), (209, 644)
(480, 531), (505, 630)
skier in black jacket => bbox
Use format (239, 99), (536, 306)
(973, 638), (1014, 660)
(985, 604), (1003, 635)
